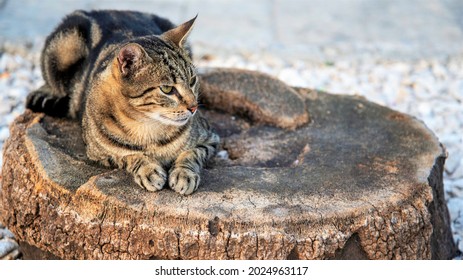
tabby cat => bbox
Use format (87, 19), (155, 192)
(26, 10), (219, 195)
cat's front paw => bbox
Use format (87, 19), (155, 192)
(168, 166), (200, 195)
(133, 163), (167, 192)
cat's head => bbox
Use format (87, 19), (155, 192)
(111, 16), (199, 127)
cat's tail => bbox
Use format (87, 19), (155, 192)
(41, 11), (92, 96)
(26, 84), (70, 117)
(31, 10), (94, 118)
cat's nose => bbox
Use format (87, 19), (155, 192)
(187, 105), (198, 113)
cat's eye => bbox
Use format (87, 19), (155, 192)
(160, 85), (173, 94)
(189, 76), (197, 87)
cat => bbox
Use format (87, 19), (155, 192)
(26, 10), (219, 195)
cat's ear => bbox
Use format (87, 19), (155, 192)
(161, 15), (197, 48)
(117, 43), (146, 76)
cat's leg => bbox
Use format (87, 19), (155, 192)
(169, 135), (219, 195)
(26, 84), (70, 117)
(122, 154), (167, 192)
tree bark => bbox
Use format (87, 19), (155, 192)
(0, 68), (457, 259)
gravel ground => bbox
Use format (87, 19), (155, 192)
(0, 43), (462, 259)
(0, 222), (20, 260)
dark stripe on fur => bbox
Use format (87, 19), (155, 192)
(108, 113), (130, 135)
(197, 144), (210, 158)
(156, 124), (189, 146)
(98, 125), (144, 151)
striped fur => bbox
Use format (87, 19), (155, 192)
(27, 10), (219, 195)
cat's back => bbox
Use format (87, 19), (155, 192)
(65, 10), (176, 44)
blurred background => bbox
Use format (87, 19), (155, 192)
(0, 0), (462, 259)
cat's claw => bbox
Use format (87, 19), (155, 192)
(169, 167), (200, 195)
(133, 164), (166, 192)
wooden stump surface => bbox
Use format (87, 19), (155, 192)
(0, 68), (457, 259)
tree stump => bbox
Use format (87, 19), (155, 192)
(0, 68), (457, 260)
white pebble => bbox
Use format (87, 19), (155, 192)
(447, 179), (463, 198)
(278, 67), (308, 87)
(0, 239), (18, 257)
(0, 127), (9, 141)
(453, 215), (463, 232)
(445, 151), (462, 175)
(417, 102), (433, 117)
(216, 150), (229, 160)
(459, 238), (463, 254)
(451, 161), (463, 180)
(0, 102), (12, 115)
(447, 198), (463, 221)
